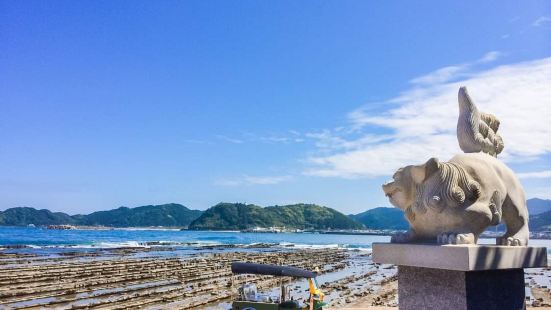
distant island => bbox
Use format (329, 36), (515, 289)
(0, 203), (202, 228)
(349, 207), (409, 230)
(188, 203), (363, 230)
(0, 198), (550, 231)
(529, 200), (551, 232)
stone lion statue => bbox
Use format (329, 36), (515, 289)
(382, 87), (529, 246)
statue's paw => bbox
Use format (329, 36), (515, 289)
(437, 233), (474, 245)
(496, 236), (525, 246)
(437, 232), (456, 244)
(391, 232), (411, 243)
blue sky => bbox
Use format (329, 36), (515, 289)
(1, 1), (550, 214)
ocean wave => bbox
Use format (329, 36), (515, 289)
(276, 242), (372, 251)
(288, 243), (340, 249)
(38, 240), (226, 249)
(1, 240), (374, 251)
(144, 240), (221, 247)
(57, 241), (150, 249)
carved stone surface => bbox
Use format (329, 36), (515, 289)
(382, 87), (530, 246)
(457, 86), (504, 157)
(398, 266), (526, 310)
(372, 243), (548, 271)
(373, 244), (546, 310)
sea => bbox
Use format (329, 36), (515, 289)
(1, 226), (550, 255)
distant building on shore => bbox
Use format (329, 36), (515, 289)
(46, 224), (76, 230)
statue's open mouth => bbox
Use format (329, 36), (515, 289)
(385, 188), (399, 198)
(382, 182), (399, 198)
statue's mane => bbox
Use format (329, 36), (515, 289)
(407, 162), (481, 221)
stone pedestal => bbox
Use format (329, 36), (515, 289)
(373, 243), (548, 310)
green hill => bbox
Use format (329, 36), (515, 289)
(351, 199), (551, 231)
(530, 210), (551, 232)
(0, 204), (202, 227)
(188, 203), (364, 230)
(350, 207), (408, 230)
(2, 199), (550, 230)
(78, 203), (203, 227)
(527, 198), (551, 215)
(0, 207), (77, 226)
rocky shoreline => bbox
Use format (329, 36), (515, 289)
(0, 244), (548, 309)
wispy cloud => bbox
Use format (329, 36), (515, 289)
(410, 65), (466, 85)
(217, 132), (305, 145)
(517, 170), (551, 179)
(248, 131), (306, 144)
(526, 186), (551, 200)
(305, 56), (551, 178)
(183, 138), (211, 145)
(477, 51), (502, 63)
(408, 51), (501, 86)
(533, 16), (551, 27)
(305, 130), (393, 151)
(216, 135), (244, 144)
(215, 175), (293, 186)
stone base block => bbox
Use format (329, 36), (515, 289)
(372, 243), (548, 271)
(399, 266), (525, 310)
(372, 243), (548, 310)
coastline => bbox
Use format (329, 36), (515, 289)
(7, 225), (551, 240)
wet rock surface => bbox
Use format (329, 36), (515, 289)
(0, 246), (395, 309)
(0, 246), (547, 309)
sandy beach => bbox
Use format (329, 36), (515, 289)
(0, 244), (549, 309)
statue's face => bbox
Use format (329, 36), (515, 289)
(382, 166), (416, 210)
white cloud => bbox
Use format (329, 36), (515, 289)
(221, 132), (306, 145)
(306, 130), (394, 151)
(216, 135), (244, 144)
(215, 175), (293, 186)
(305, 56), (551, 178)
(408, 52), (501, 86)
(517, 170), (551, 179)
(410, 65), (466, 85)
(533, 16), (551, 27)
(526, 186), (551, 199)
(256, 132), (306, 144)
(478, 51), (501, 63)
(244, 175), (292, 185)
(183, 138), (211, 145)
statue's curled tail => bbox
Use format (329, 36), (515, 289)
(457, 86), (504, 157)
